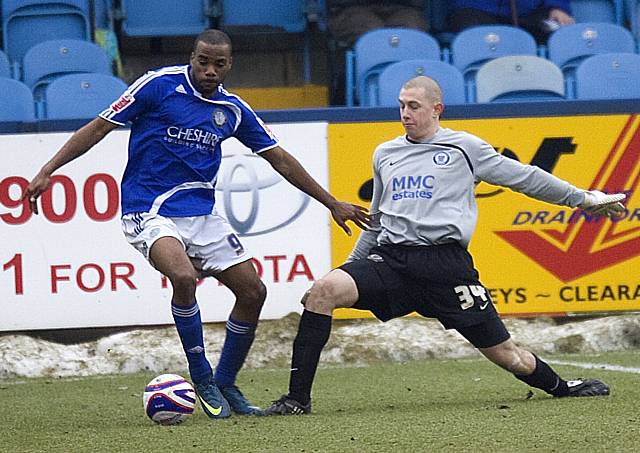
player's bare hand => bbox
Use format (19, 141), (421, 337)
(329, 201), (371, 236)
(22, 171), (52, 215)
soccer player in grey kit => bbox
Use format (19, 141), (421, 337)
(265, 75), (626, 415)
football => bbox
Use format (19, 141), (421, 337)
(143, 374), (196, 425)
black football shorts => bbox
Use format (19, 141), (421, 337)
(339, 242), (510, 349)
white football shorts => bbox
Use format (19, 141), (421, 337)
(121, 211), (251, 276)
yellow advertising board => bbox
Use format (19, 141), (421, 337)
(328, 115), (640, 318)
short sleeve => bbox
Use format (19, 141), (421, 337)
(99, 71), (160, 126)
(233, 102), (279, 153)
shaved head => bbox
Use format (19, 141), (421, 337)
(402, 76), (442, 104)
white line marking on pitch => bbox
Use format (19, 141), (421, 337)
(547, 360), (640, 374)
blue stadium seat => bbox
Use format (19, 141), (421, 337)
(450, 25), (538, 102)
(377, 59), (466, 106)
(547, 22), (635, 98)
(575, 52), (640, 99)
(0, 51), (10, 78)
(44, 73), (127, 120)
(347, 28), (441, 106)
(570, 0), (623, 23)
(23, 39), (112, 101)
(2, 0), (91, 66)
(219, 0), (307, 33)
(0, 77), (36, 121)
(119, 0), (214, 36)
(476, 56), (565, 103)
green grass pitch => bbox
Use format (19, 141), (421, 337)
(1, 351), (639, 452)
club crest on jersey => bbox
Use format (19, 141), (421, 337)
(213, 109), (227, 127)
(433, 151), (451, 166)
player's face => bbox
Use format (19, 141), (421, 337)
(398, 87), (442, 140)
(189, 41), (233, 97)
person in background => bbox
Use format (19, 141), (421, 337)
(326, 1), (428, 105)
(449, 0), (575, 42)
(263, 75), (623, 415)
(23, 29), (369, 420)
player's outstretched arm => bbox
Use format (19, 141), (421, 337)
(579, 190), (626, 219)
(22, 117), (118, 214)
(260, 146), (370, 235)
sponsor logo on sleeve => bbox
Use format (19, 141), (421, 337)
(110, 93), (134, 112)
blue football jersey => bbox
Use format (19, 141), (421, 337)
(99, 65), (279, 217)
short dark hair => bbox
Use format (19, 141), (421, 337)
(193, 29), (232, 53)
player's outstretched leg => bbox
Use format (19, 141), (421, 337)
(480, 338), (610, 398)
(513, 353), (610, 398)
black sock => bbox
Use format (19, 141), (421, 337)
(515, 354), (569, 397)
(288, 310), (332, 405)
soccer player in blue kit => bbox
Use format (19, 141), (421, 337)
(23, 29), (369, 419)
(265, 75), (626, 415)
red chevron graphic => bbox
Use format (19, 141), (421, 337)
(496, 115), (640, 282)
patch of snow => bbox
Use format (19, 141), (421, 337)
(1, 314), (639, 379)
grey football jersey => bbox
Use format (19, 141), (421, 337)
(349, 127), (586, 260)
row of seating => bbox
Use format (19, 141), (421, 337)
(3, 50), (637, 123)
(347, 23), (639, 106)
(3, 1), (630, 43)
(0, 73), (126, 122)
(0, 1), (322, 84)
(376, 53), (640, 106)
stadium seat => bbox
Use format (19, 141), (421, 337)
(450, 25), (537, 102)
(377, 59), (466, 106)
(119, 0), (215, 36)
(2, 0), (91, 66)
(0, 77), (36, 121)
(570, 0), (623, 24)
(347, 28), (441, 106)
(23, 39), (112, 101)
(44, 73), (127, 120)
(476, 55), (565, 103)
(547, 22), (635, 98)
(219, 0), (307, 33)
(575, 52), (640, 99)
(0, 50), (10, 79)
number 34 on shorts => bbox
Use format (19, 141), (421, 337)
(454, 285), (490, 310)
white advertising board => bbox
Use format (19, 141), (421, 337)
(0, 122), (330, 331)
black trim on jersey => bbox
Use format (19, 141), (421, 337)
(405, 135), (474, 175)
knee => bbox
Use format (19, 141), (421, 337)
(169, 269), (198, 296)
(236, 279), (267, 308)
(303, 279), (339, 313)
